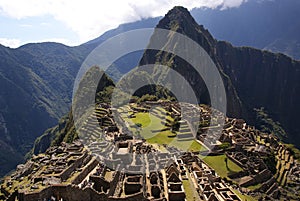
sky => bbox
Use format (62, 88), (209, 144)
(0, 0), (248, 48)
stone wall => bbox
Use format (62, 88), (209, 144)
(90, 175), (110, 192)
(72, 158), (98, 184)
(228, 171), (248, 179)
(19, 186), (53, 201)
(59, 151), (89, 181)
(20, 185), (149, 201)
(226, 153), (246, 168)
(253, 169), (272, 184)
(108, 171), (121, 196)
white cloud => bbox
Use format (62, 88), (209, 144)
(221, 0), (248, 9)
(0, 38), (21, 48)
(40, 22), (50, 26)
(19, 24), (33, 28)
(0, 0), (247, 44)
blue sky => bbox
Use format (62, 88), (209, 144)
(0, 14), (78, 46)
(0, 0), (247, 48)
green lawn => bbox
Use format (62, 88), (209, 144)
(202, 154), (243, 178)
(133, 112), (167, 139)
(120, 108), (206, 152)
(147, 132), (205, 152)
(147, 130), (176, 144)
(182, 180), (196, 201)
(189, 141), (207, 152)
(132, 112), (152, 127)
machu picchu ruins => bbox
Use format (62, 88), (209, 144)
(1, 101), (299, 201)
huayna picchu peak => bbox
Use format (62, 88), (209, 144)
(157, 6), (216, 54)
(1, 4), (300, 201)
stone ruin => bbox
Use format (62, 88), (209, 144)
(2, 101), (300, 201)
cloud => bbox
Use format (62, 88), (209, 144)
(0, 0), (247, 44)
(221, 0), (248, 9)
(19, 24), (33, 28)
(40, 22), (50, 26)
(0, 38), (21, 48)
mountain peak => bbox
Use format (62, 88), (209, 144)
(155, 6), (216, 57)
(166, 6), (192, 19)
(157, 6), (197, 30)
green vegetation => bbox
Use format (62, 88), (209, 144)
(124, 111), (165, 139)
(182, 180), (195, 201)
(132, 113), (152, 128)
(147, 132), (205, 152)
(136, 94), (158, 103)
(254, 107), (287, 139)
(220, 142), (231, 150)
(121, 106), (206, 152)
(189, 141), (206, 152)
(202, 154), (243, 178)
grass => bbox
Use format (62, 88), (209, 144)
(182, 180), (196, 201)
(120, 107), (207, 152)
(189, 141), (207, 152)
(146, 130), (206, 152)
(147, 131), (176, 144)
(120, 109), (167, 139)
(247, 183), (262, 190)
(132, 112), (152, 127)
(134, 112), (167, 139)
(202, 154), (243, 178)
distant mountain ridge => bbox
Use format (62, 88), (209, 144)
(191, 0), (300, 60)
(0, 43), (92, 176)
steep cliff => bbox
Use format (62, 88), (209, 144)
(216, 41), (300, 143)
